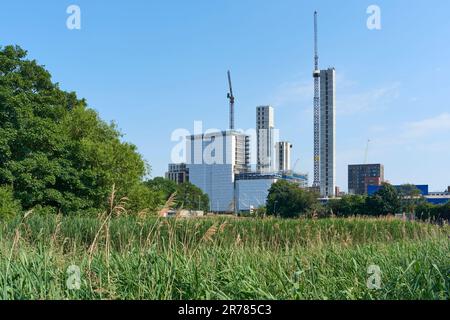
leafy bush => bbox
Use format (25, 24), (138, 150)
(365, 183), (401, 216)
(126, 183), (162, 214)
(328, 195), (366, 217)
(0, 186), (21, 220)
(266, 180), (319, 218)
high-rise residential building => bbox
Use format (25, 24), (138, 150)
(165, 163), (189, 184)
(320, 68), (336, 198)
(348, 164), (385, 195)
(256, 106), (275, 173)
(275, 141), (292, 172)
(186, 130), (250, 212)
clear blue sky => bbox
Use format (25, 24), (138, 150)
(1, 0), (450, 192)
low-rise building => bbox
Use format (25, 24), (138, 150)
(235, 173), (278, 212)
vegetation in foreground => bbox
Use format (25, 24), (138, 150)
(0, 212), (448, 300)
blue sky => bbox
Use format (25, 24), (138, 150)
(1, 0), (450, 192)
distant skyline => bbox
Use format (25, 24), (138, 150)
(1, 0), (450, 192)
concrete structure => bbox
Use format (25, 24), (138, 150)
(348, 164), (385, 195)
(165, 163), (189, 184)
(256, 106), (275, 173)
(275, 141), (292, 172)
(235, 173), (278, 212)
(235, 172), (309, 212)
(186, 130), (250, 213)
(319, 68), (336, 198)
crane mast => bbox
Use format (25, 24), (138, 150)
(313, 11), (321, 188)
(227, 70), (235, 130)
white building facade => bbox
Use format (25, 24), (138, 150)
(235, 173), (278, 212)
(256, 106), (276, 174)
(186, 130), (250, 212)
(275, 141), (292, 173)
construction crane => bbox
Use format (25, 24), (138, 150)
(293, 158), (301, 172)
(227, 70), (235, 130)
(312, 11), (321, 188)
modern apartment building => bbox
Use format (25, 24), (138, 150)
(348, 164), (385, 195)
(256, 106), (275, 174)
(320, 68), (336, 198)
(275, 141), (292, 172)
(186, 130), (250, 212)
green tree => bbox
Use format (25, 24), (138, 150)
(0, 186), (21, 220)
(366, 183), (401, 216)
(398, 184), (422, 214)
(328, 195), (366, 217)
(176, 182), (209, 212)
(145, 177), (177, 202)
(126, 183), (162, 214)
(415, 200), (437, 221)
(266, 180), (318, 218)
(0, 45), (147, 213)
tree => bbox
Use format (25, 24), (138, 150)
(266, 180), (319, 218)
(126, 183), (162, 214)
(0, 186), (21, 220)
(0, 45), (147, 213)
(398, 184), (422, 214)
(145, 177), (177, 202)
(175, 182), (209, 212)
(415, 200), (437, 221)
(328, 195), (366, 217)
(365, 183), (400, 216)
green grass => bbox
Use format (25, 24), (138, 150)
(0, 214), (448, 300)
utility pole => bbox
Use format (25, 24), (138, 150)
(312, 11), (321, 189)
(227, 70), (235, 130)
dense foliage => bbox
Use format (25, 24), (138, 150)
(145, 178), (210, 212)
(266, 180), (319, 218)
(0, 45), (147, 214)
(0, 186), (21, 220)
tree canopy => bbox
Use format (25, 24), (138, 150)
(145, 178), (210, 212)
(0, 45), (147, 214)
(266, 180), (318, 218)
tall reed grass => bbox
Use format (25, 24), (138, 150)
(0, 212), (448, 300)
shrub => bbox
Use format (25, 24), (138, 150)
(266, 180), (319, 218)
(0, 186), (21, 220)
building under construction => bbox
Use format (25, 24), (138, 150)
(312, 11), (337, 198)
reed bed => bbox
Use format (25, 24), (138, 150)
(0, 214), (448, 300)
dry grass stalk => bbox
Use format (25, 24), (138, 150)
(158, 192), (177, 217)
(202, 223), (218, 242)
(219, 221), (228, 233)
